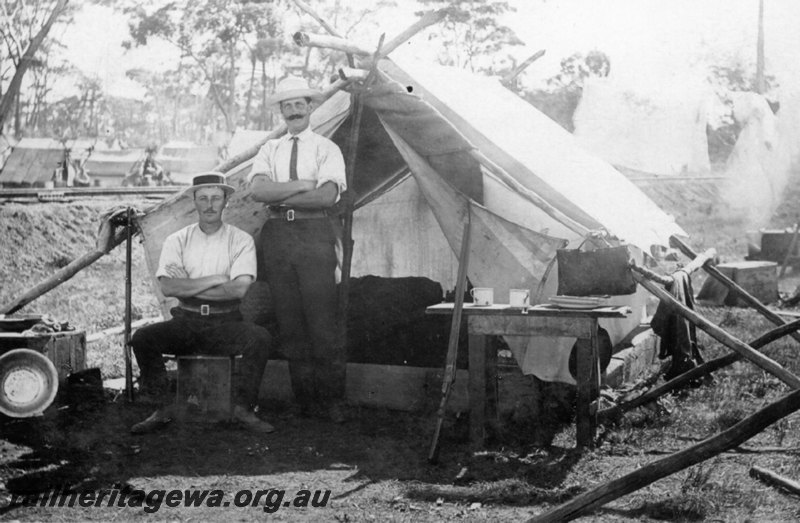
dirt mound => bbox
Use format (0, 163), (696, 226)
(0, 200), (161, 377)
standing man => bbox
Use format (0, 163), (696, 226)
(248, 76), (347, 423)
(131, 172), (274, 434)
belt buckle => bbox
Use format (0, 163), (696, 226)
(286, 209), (295, 222)
(200, 304), (210, 316)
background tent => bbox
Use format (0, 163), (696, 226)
(84, 149), (144, 186)
(573, 78), (711, 176)
(155, 141), (219, 184)
(0, 138), (99, 187)
(137, 58), (685, 384)
(721, 92), (793, 228)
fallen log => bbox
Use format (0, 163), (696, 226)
(632, 271), (800, 388)
(669, 235), (800, 344)
(598, 318), (800, 420)
(750, 465), (800, 496)
(530, 387), (800, 522)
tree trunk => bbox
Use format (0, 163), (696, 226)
(244, 56), (256, 125)
(0, 0), (69, 130)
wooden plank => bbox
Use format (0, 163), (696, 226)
(669, 235), (799, 344)
(427, 303), (630, 319)
(575, 328), (599, 448)
(468, 334), (489, 449)
(530, 387), (800, 522)
(468, 315), (594, 338)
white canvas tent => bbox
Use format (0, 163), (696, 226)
(137, 57), (685, 385)
(573, 78), (711, 176)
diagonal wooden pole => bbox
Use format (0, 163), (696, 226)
(632, 270), (800, 388)
(429, 217), (472, 464)
(599, 317), (800, 420)
(669, 235), (800, 344)
(336, 34), (384, 341)
(531, 387), (800, 522)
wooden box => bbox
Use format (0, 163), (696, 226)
(175, 355), (234, 421)
(0, 330), (86, 383)
(697, 261), (778, 306)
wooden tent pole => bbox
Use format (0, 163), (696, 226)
(599, 318), (800, 420)
(124, 207), (134, 402)
(669, 235), (800, 344)
(530, 387), (800, 522)
(337, 35), (385, 335)
(291, 0), (355, 69)
(337, 91), (363, 335)
(632, 271), (800, 388)
(293, 9), (447, 66)
(501, 49), (546, 86)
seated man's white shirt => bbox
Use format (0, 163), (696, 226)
(156, 223), (256, 281)
(247, 127), (347, 196)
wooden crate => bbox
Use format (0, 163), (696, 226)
(175, 355), (234, 422)
(697, 261), (778, 306)
(0, 330), (86, 383)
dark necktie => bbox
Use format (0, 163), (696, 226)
(289, 136), (298, 181)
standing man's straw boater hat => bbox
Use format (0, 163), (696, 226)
(267, 76), (324, 106)
(188, 172), (235, 196)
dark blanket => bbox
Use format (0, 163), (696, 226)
(243, 275), (466, 368)
(650, 270), (704, 380)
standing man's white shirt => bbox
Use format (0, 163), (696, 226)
(248, 127), (346, 196)
(156, 223), (256, 281)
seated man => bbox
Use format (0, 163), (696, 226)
(130, 172), (273, 434)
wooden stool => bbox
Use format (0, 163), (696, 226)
(174, 355), (240, 422)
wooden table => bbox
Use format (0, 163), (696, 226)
(426, 303), (630, 448)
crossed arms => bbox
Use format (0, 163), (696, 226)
(249, 177), (338, 208)
(158, 264), (252, 301)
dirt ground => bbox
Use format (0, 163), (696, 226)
(2, 182), (800, 521)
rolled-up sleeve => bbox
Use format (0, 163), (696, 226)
(247, 143), (274, 184)
(315, 139), (347, 195)
(155, 233), (182, 279)
(229, 231), (257, 280)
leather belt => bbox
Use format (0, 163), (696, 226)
(177, 301), (240, 316)
(266, 206), (328, 222)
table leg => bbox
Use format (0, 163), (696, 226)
(575, 324), (599, 448)
(469, 333), (497, 450)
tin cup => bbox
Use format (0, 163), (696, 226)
(470, 287), (494, 306)
(509, 289), (530, 309)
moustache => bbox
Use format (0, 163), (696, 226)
(286, 114), (304, 121)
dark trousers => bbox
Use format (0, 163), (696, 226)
(259, 218), (345, 407)
(131, 308), (271, 406)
